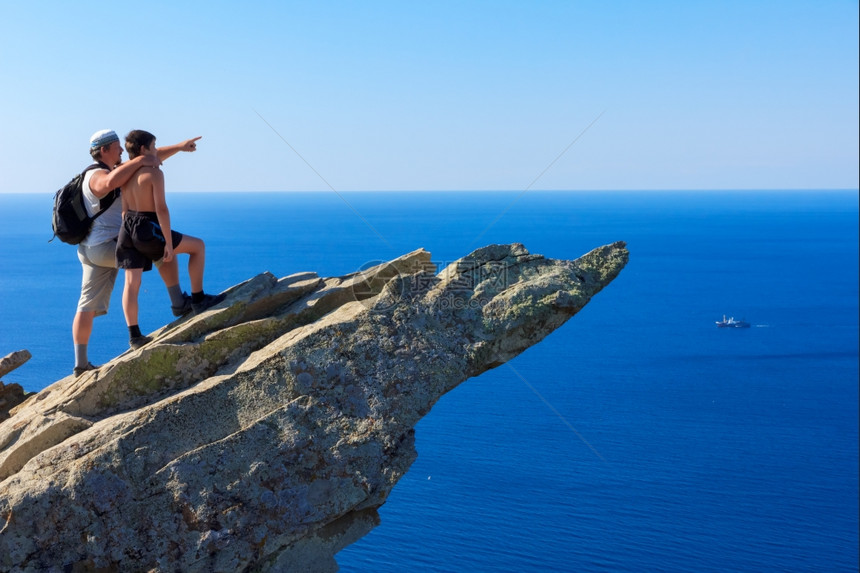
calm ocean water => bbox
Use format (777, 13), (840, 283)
(1, 190), (857, 571)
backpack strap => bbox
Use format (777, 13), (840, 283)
(85, 162), (120, 219)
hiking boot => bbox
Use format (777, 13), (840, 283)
(192, 293), (225, 314)
(73, 362), (99, 377)
(129, 335), (152, 350)
(171, 292), (193, 317)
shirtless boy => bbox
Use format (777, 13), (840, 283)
(116, 129), (223, 349)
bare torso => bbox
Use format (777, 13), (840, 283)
(122, 166), (162, 212)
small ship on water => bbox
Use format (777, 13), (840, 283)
(716, 315), (750, 328)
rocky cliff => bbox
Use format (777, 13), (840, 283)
(0, 351), (32, 423)
(0, 242), (627, 572)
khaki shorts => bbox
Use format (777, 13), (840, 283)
(76, 239), (118, 315)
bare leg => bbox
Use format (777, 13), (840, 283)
(72, 310), (97, 370)
(72, 310), (95, 344)
(122, 269), (143, 327)
(173, 235), (206, 293)
(157, 257), (180, 288)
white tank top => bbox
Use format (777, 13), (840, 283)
(80, 168), (122, 247)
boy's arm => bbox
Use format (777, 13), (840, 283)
(151, 169), (174, 263)
(156, 136), (202, 162)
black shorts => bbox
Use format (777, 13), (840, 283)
(116, 211), (184, 271)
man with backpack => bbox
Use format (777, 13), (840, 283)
(73, 129), (201, 377)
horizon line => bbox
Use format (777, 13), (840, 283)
(2, 188), (858, 195)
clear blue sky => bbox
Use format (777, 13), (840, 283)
(1, 1), (857, 192)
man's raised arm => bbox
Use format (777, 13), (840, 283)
(89, 155), (155, 198)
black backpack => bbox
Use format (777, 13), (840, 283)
(50, 163), (119, 244)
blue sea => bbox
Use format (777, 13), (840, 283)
(1, 190), (858, 572)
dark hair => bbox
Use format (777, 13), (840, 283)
(125, 130), (156, 159)
(90, 143), (114, 161)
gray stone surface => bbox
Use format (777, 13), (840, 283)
(0, 242), (627, 571)
(0, 351), (32, 423)
(0, 350), (31, 379)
